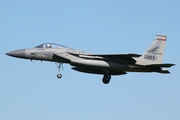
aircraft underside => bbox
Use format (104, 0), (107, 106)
(70, 65), (163, 84)
(71, 65), (158, 75)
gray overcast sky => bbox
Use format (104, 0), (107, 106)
(0, 0), (179, 120)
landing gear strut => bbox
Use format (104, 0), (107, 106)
(102, 74), (111, 84)
(55, 62), (63, 79)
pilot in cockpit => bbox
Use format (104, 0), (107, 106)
(46, 44), (52, 48)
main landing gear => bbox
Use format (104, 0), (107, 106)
(102, 74), (111, 84)
(55, 62), (63, 79)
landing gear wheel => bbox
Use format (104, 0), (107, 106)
(57, 73), (62, 79)
(102, 74), (111, 84)
(102, 78), (110, 84)
(55, 62), (63, 79)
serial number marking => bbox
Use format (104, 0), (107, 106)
(144, 55), (158, 60)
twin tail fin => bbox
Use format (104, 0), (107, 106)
(136, 34), (167, 65)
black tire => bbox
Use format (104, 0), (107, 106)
(104, 74), (111, 80)
(102, 78), (110, 84)
(102, 74), (111, 84)
(57, 74), (62, 79)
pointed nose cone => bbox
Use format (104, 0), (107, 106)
(6, 49), (25, 58)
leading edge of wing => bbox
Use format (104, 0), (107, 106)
(53, 53), (71, 63)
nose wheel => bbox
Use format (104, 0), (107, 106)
(57, 73), (62, 79)
(55, 62), (63, 79)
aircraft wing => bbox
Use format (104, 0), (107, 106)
(68, 52), (141, 65)
(53, 53), (71, 63)
(82, 53), (141, 57)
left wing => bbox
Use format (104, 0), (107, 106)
(68, 52), (141, 65)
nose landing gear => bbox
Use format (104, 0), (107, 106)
(55, 62), (63, 79)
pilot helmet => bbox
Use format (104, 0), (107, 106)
(46, 44), (51, 48)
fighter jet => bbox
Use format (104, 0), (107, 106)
(6, 35), (175, 84)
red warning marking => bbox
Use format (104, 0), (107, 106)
(156, 38), (166, 41)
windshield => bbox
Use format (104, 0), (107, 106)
(35, 43), (68, 48)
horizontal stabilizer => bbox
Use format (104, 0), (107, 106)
(157, 70), (170, 74)
(146, 63), (175, 68)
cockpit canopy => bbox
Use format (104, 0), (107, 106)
(35, 43), (68, 49)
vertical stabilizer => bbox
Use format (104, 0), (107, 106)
(136, 35), (167, 65)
